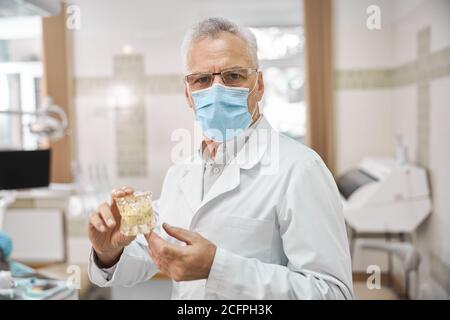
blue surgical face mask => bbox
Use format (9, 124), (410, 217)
(191, 82), (257, 142)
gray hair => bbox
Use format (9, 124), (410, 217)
(181, 17), (259, 72)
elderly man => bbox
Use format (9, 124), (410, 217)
(87, 17), (354, 299)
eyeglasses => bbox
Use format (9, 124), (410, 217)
(185, 68), (258, 91)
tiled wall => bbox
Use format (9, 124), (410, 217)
(335, 41), (450, 90)
(75, 54), (184, 178)
(335, 27), (450, 169)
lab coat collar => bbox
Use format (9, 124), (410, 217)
(233, 115), (269, 170)
(179, 115), (271, 216)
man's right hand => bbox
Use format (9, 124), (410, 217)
(88, 186), (136, 268)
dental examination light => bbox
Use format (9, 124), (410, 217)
(0, 96), (68, 143)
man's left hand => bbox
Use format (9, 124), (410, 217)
(146, 223), (217, 281)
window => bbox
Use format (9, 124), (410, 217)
(0, 17), (42, 150)
(250, 26), (306, 143)
(0, 63), (42, 149)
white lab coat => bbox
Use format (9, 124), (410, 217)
(88, 116), (354, 299)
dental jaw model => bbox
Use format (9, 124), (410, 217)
(116, 192), (155, 236)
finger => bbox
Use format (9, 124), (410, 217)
(98, 203), (116, 228)
(145, 231), (165, 247)
(148, 249), (168, 275)
(109, 187), (132, 220)
(110, 188), (119, 198)
(147, 245), (158, 263)
(146, 232), (181, 258)
(121, 186), (134, 195)
(113, 232), (136, 247)
(147, 241), (163, 269)
(110, 189), (125, 206)
(112, 189), (126, 199)
(147, 244), (171, 274)
(88, 212), (106, 233)
(162, 223), (196, 245)
(147, 238), (177, 279)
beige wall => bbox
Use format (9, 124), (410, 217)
(392, 1), (450, 298)
(42, 3), (74, 183)
(334, 0), (450, 298)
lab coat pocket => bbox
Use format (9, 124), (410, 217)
(222, 216), (274, 262)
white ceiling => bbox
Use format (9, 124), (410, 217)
(72, 0), (303, 36)
(194, 0), (304, 26)
(0, 16), (41, 39)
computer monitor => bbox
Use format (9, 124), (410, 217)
(0, 149), (51, 190)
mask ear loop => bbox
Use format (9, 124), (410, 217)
(186, 82), (197, 110)
(248, 70), (259, 95)
(248, 70), (261, 118)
